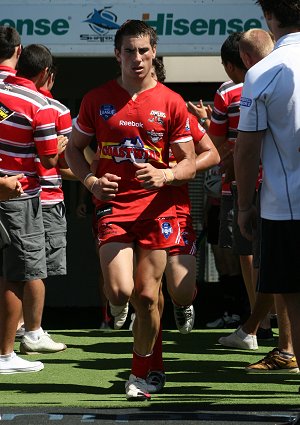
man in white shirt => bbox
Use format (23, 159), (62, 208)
(235, 0), (300, 383)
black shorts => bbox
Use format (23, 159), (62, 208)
(257, 219), (300, 293)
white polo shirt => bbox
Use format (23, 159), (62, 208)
(238, 32), (300, 220)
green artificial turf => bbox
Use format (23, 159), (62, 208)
(0, 329), (299, 408)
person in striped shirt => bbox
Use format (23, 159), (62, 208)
(0, 43), (64, 374)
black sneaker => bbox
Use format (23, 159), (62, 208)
(256, 327), (274, 340)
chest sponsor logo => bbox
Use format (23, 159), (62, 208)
(0, 102), (14, 122)
(240, 97), (252, 108)
(119, 120), (143, 128)
(161, 222), (173, 239)
(101, 137), (162, 164)
(146, 130), (164, 143)
(100, 104), (116, 120)
(148, 110), (166, 126)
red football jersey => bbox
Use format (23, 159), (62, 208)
(76, 79), (192, 221)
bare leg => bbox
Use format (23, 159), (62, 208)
(100, 242), (134, 306)
(239, 255), (256, 311)
(22, 279), (45, 331)
(132, 247), (167, 356)
(165, 254), (196, 306)
(242, 292), (274, 335)
(275, 294), (294, 354)
(0, 278), (23, 354)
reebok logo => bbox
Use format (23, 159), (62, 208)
(119, 120), (143, 128)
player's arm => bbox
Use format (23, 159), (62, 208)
(66, 127), (120, 200)
(65, 126), (94, 185)
(234, 130), (264, 240)
(194, 133), (220, 173)
(169, 139), (196, 184)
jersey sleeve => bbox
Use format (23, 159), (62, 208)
(169, 94), (192, 144)
(76, 92), (96, 136)
(189, 113), (206, 143)
(57, 109), (72, 138)
(209, 89), (228, 137)
(238, 73), (268, 132)
(33, 105), (58, 156)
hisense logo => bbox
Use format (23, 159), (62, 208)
(142, 13), (262, 36)
(0, 19), (69, 36)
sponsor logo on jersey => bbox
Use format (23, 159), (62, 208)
(99, 104), (116, 120)
(146, 130), (164, 143)
(148, 110), (166, 126)
(185, 117), (190, 131)
(161, 222), (173, 239)
(0, 102), (14, 122)
(240, 97), (252, 108)
(100, 137), (163, 164)
(119, 120), (143, 128)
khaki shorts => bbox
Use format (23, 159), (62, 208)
(42, 201), (67, 276)
(0, 197), (47, 281)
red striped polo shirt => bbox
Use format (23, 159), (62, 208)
(35, 91), (72, 205)
(0, 75), (58, 199)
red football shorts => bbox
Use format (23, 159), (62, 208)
(96, 217), (183, 250)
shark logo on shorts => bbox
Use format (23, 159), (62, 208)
(161, 222), (173, 239)
(99, 104), (116, 120)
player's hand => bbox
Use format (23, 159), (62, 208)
(0, 174), (24, 200)
(134, 162), (165, 189)
(91, 173), (121, 201)
(237, 205), (257, 241)
(187, 99), (209, 121)
(57, 135), (68, 154)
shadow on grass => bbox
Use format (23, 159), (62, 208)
(6, 329), (300, 410)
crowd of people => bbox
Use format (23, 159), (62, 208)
(0, 0), (300, 402)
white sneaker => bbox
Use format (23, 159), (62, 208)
(206, 312), (240, 329)
(125, 374), (152, 400)
(20, 332), (67, 354)
(218, 327), (258, 350)
(129, 313), (136, 331)
(109, 302), (129, 330)
(0, 352), (44, 374)
(173, 304), (195, 334)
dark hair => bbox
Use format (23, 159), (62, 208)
(256, 0), (300, 28)
(17, 44), (53, 78)
(152, 57), (166, 83)
(221, 32), (247, 71)
(0, 26), (21, 60)
(114, 20), (157, 51)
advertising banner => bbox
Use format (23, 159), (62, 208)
(1, 1), (266, 56)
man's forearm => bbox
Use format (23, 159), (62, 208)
(234, 131), (263, 210)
